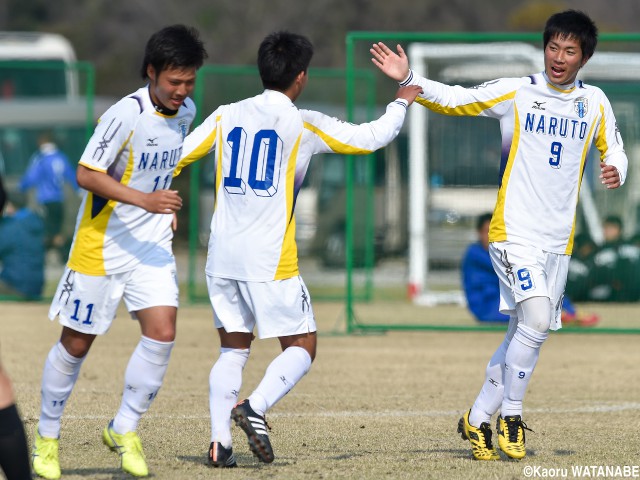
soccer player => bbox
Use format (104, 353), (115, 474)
(0, 176), (31, 480)
(371, 10), (626, 460)
(31, 25), (207, 479)
(175, 31), (421, 467)
(0, 359), (31, 480)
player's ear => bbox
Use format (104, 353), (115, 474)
(296, 70), (308, 90)
(146, 64), (157, 82)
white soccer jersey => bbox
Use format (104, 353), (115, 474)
(176, 89), (408, 281)
(67, 86), (195, 275)
(401, 70), (628, 254)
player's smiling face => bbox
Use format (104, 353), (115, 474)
(544, 34), (588, 86)
(147, 65), (197, 111)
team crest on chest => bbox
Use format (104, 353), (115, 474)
(574, 97), (588, 118)
(178, 119), (189, 140)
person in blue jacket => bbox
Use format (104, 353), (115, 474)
(0, 191), (45, 300)
(462, 213), (597, 325)
(19, 133), (78, 262)
(462, 213), (509, 322)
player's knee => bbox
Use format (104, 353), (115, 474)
(280, 333), (316, 362)
(147, 328), (176, 343)
(517, 296), (552, 333)
(60, 330), (94, 358)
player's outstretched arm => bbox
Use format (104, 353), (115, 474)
(77, 165), (182, 214)
(395, 85), (423, 106)
(370, 42), (411, 82)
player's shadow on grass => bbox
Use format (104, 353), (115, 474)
(445, 448), (538, 460)
(64, 467), (155, 479)
(177, 454), (293, 468)
(554, 449), (575, 456)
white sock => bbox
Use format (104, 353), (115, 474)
(39, 342), (85, 438)
(469, 339), (508, 427)
(248, 346), (312, 417)
(469, 316), (518, 427)
(502, 324), (548, 417)
(209, 348), (249, 448)
(112, 336), (173, 434)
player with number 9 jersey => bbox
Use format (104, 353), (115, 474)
(397, 71), (627, 254)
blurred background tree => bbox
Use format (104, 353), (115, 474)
(1, 0), (639, 95)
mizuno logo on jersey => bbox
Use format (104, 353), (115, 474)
(532, 101), (546, 110)
(146, 137), (158, 146)
(524, 113), (588, 140)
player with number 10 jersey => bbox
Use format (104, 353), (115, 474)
(176, 90), (410, 281)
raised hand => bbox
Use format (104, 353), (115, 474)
(370, 42), (411, 82)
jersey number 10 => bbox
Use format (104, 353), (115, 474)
(224, 127), (283, 197)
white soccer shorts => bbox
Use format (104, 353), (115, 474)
(206, 275), (316, 339)
(489, 241), (570, 330)
(48, 261), (179, 335)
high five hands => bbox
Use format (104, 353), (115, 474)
(371, 42), (411, 82)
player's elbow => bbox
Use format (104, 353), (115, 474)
(76, 165), (94, 190)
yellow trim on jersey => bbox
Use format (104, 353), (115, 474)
(68, 147), (137, 275)
(214, 118), (224, 212)
(594, 104), (609, 161)
(546, 82), (576, 94)
(78, 161), (107, 173)
(67, 192), (112, 275)
(174, 123), (218, 177)
(303, 122), (373, 154)
(565, 112), (600, 255)
(489, 104), (521, 242)
(415, 91), (516, 116)
(274, 133), (302, 280)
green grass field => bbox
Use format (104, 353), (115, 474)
(2, 300), (639, 479)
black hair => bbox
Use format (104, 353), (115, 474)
(258, 31), (314, 91)
(543, 10), (598, 60)
(476, 212), (493, 231)
(141, 25), (207, 80)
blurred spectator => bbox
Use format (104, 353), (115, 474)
(19, 132), (79, 263)
(565, 232), (597, 302)
(462, 213), (509, 322)
(0, 171), (5, 212)
(462, 213), (598, 325)
(588, 215), (640, 302)
(0, 191), (45, 300)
